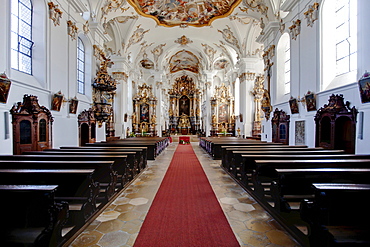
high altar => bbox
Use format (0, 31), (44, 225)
(210, 83), (235, 136)
(132, 83), (157, 136)
(168, 75), (201, 135)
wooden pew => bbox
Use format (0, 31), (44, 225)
(300, 183), (370, 247)
(23, 150), (140, 181)
(224, 149), (346, 180)
(221, 145), (309, 167)
(271, 165), (370, 213)
(239, 154), (370, 195)
(0, 155), (127, 190)
(88, 137), (170, 160)
(200, 138), (276, 159)
(59, 146), (148, 169)
(221, 147), (334, 172)
(0, 168), (98, 227)
(0, 185), (69, 247)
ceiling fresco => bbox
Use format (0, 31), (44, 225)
(127, 0), (243, 27)
(169, 50), (200, 73)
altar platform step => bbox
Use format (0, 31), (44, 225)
(170, 135), (199, 143)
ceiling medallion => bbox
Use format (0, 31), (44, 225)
(175, 35), (193, 45)
(127, 0), (242, 27)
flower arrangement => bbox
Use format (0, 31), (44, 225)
(179, 139), (190, 145)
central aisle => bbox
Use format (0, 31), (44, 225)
(70, 142), (299, 247)
(134, 144), (239, 247)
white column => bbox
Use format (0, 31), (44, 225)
(238, 58), (259, 138)
(204, 70), (217, 136)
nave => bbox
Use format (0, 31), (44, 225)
(70, 142), (299, 247)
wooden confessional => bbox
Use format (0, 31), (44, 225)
(314, 94), (358, 153)
(271, 108), (290, 145)
(10, 95), (53, 155)
(78, 108), (97, 146)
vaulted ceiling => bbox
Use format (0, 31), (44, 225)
(78, 0), (284, 85)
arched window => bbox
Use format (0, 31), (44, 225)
(77, 37), (85, 94)
(322, 0), (357, 90)
(276, 33), (291, 100)
(11, 0), (33, 75)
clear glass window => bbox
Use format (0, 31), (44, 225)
(11, 0), (33, 74)
(77, 38), (85, 94)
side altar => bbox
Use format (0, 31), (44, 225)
(132, 83), (157, 136)
(210, 83), (235, 136)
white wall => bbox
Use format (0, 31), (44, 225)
(0, 0), (106, 154)
(259, 0), (370, 154)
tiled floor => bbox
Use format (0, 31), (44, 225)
(70, 142), (300, 247)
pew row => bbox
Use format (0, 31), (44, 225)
(0, 155), (127, 191)
(300, 183), (370, 247)
(23, 150), (142, 182)
(0, 168), (98, 245)
(85, 137), (170, 160)
(0, 185), (69, 247)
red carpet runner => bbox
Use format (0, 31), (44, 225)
(134, 144), (239, 247)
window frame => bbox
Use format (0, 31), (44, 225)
(11, 0), (34, 75)
(77, 37), (86, 95)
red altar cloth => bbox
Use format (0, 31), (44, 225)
(179, 136), (190, 144)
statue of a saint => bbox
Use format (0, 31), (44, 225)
(178, 113), (190, 128)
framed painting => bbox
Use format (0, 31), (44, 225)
(51, 92), (64, 111)
(218, 103), (229, 123)
(305, 92), (317, 112)
(0, 73), (11, 104)
(358, 76), (370, 103)
(140, 103), (149, 123)
(69, 98), (78, 114)
(289, 98), (299, 114)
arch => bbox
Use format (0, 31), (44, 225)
(77, 33), (93, 99)
(77, 37), (86, 94)
(276, 32), (290, 102)
(335, 116), (353, 152)
(169, 50), (200, 74)
(80, 123), (89, 146)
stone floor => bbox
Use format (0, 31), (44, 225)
(70, 142), (301, 247)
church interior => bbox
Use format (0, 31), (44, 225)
(1, 0), (370, 246)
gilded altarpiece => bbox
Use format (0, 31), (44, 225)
(168, 75), (201, 135)
(210, 83), (235, 136)
(132, 84), (157, 136)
